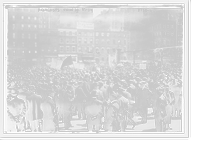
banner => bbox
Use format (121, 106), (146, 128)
(60, 56), (73, 70)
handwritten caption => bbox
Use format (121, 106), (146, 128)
(38, 8), (93, 13)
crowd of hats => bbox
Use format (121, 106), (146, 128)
(7, 61), (182, 101)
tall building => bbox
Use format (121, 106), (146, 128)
(7, 8), (41, 61)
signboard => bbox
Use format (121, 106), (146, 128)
(77, 22), (94, 30)
(82, 57), (95, 64)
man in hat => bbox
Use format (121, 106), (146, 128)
(41, 88), (58, 132)
(171, 78), (182, 117)
(137, 81), (151, 123)
(26, 85), (43, 132)
(85, 90), (103, 132)
(7, 88), (26, 132)
(17, 83), (31, 129)
(164, 85), (175, 129)
(155, 86), (166, 132)
(75, 81), (87, 119)
(117, 87), (129, 132)
(63, 84), (74, 129)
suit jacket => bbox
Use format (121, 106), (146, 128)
(75, 86), (87, 103)
(82, 82), (90, 101)
(85, 99), (103, 125)
(164, 91), (175, 111)
(41, 97), (57, 122)
(26, 93), (43, 121)
(155, 94), (166, 118)
(139, 88), (153, 106)
(63, 90), (73, 112)
(17, 90), (31, 108)
(7, 97), (26, 120)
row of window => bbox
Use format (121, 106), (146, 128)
(7, 50), (38, 56)
(154, 32), (175, 36)
(12, 24), (46, 29)
(156, 24), (175, 29)
(60, 38), (77, 44)
(59, 31), (77, 36)
(12, 41), (38, 48)
(77, 47), (93, 53)
(60, 46), (76, 52)
(12, 15), (38, 20)
(12, 33), (37, 39)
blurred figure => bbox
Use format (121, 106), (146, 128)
(25, 86), (43, 132)
(155, 86), (166, 132)
(41, 88), (58, 132)
(7, 88), (26, 132)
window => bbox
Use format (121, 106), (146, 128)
(28, 34), (30, 39)
(28, 16), (30, 20)
(34, 42), (37, 47)
(22, 33), (24, 38)
(13, 42), (15, 47)
(60, 46), (64, 51)
(84, 39), (87, 44)
(60, 38), (64, 44)
(66, 46), (69, 51)
(163, 24), (165, 28)
(12, 15), (15, 19)
(96, 48), (100, 54)
(13, 50), (16, 56)
(12, 24), (15, 29)
(34, 25), (37, 28)
(163, 32), (165, 36)
(90, 39), (93, 44)
(22, 42), (24, 47)
(167, 24), (169, 28)
(96, 39), (98, 44)
(13, 33), (15, 38)
(28, 25), (31, 28)
(107, 33), (110, 36)
(96, 32), (99, 36)
(21, 16), (24, 19)
(101, 32), (104, 36)
(78, 38), (81, 44)
(72, 46), (76, 52)
(21, 24), (24, 28)
(34, 17), (37, 20)
(107, 39), (110, 44)
(78, 47), (81, 52)
(34, 34), (37, 39)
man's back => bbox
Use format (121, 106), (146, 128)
(26, 93), (43, 120)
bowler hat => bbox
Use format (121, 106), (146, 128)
(11, 88), (19, 96)
(29, 85), (37, 92)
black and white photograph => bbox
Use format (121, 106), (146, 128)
(1, 1), (190, 139)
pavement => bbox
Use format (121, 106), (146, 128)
(26, 108), (182, 132)
(58, 108), (182, 133)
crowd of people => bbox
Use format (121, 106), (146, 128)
(6, 60), (182, 132)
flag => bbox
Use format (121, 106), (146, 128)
(60, 56), (73, 70)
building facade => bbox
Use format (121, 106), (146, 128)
(7, 8), (41, 60)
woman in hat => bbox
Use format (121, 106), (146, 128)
(7, 88), (26, 132)
(164, 85), (175, 129)
(41, 88), (58, 132)
(85, 90), (103, 132)
(155, 86), (166, 132)
(26, 85), (43, 132)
